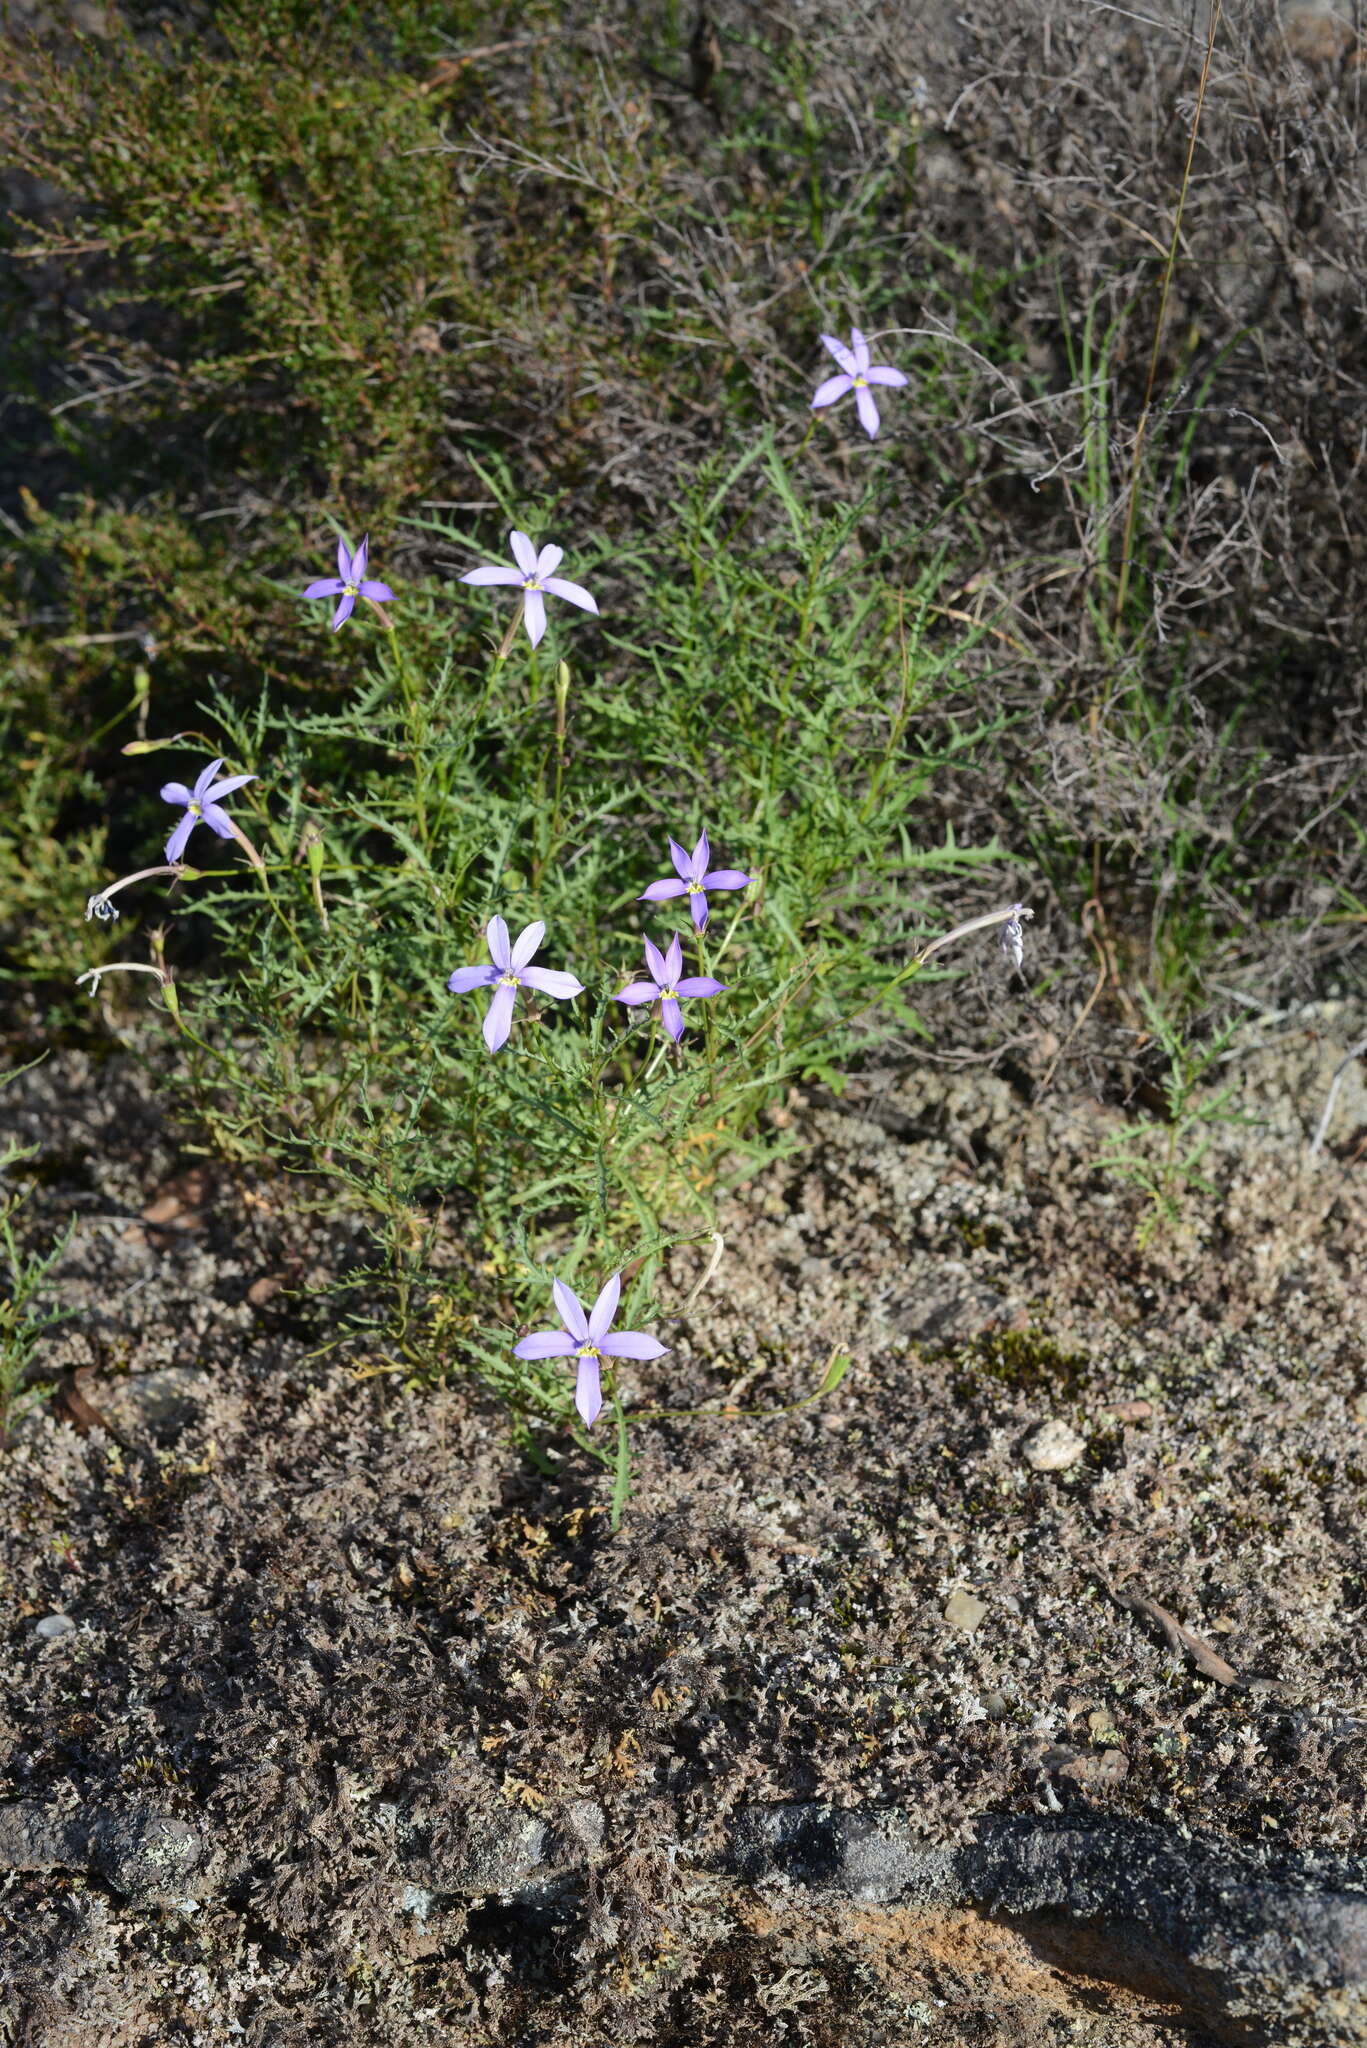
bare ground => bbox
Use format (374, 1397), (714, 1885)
(0, 1003), (1364, 2046)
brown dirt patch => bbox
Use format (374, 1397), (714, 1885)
(0, 1004), (1364, 2044)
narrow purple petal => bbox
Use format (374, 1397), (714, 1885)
(447, 963), (498, 994)
(642, 936), (669, 985)
(461, 564), (525, 587)
(864, 365), (907, 387)
(676, 976), (726, 997)
(639, 878), (688, 902)
(667, 837), (693, 881)
(200, 803), (237, 840)
(358, 580), (394, 602)
(700, 868), (751, 890)
(510, 920), (546, 971)
(689, 891), (709, 932)
(850, 327), (870, 374)
(552, 1279), (590, 1341)
(485, 916), (512, 970)
(541, 576), (598, 614)
(519, 965), (584, 1001)
(811, 372), (854, 410)
(303, 578), (347, 599)
(660, 996), (685, 1041)
(855, 386), (881, 438)
(514, 1328), (578, 1360)
(337, 535), (350, 580)
(509, 530), (539, 576)
(587, 1273), (621, 1344)
(192, 758), (225, 800)
(523, 589), (547, 646)
(535, 543), (564, 578)
(165, 813), (196, 864)
(690, 830), (710, 882)
(615, 981), (661, 1006)
(351, 535), (369, 583)
(663, 933), (684, 982)
(598, 1330), (667, 1361)
(331, 591), (357, 630)
(203, 772), (255, 803)
(575, 1355), (603, 1430)
(482, 981), (518, 1052)
(160, 781), (193, 806)
(820, 332), (857, 375)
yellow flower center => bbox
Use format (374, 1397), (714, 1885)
(523, 576), (544, 592)
(188, 800), (202, 817)
(575, 1343), (601, 1362)
(853, 374), (868, 388)
(659, 986), (678, 1001)
(343, 580), (359, 596)
(686, 880), (703, 894)
(498, 970), (521, 988)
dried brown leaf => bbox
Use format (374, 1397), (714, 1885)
(1106, 1580), (1243, 1688)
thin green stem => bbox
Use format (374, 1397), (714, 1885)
(389, 632), (430, 853)
(863, 587), (912, 818)
(693, 923), (720, 1105)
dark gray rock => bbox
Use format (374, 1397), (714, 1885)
(434, 1809), (548, 1895)
(0, 1800), (207, 1905)
(89, 1809), (207, 1904)
(726, 1802), (956, 1905)
(387, 1803), (552, 1898)
(719, 1805), (1367, 2046)
(4, 1786), (1364, 2038)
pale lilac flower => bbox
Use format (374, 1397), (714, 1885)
(446, 916), (584, 1053)
(513, 1272), (666, 1429)
(810, 328), (907, 439)
(160, 758), (255, 865)
(616, 933), (725, 1043)
(460, 530), (598, 648)
(75, 961), (170, 999)
(1000, 903), (1030, 974)
(913, 901), (1034, 969)
(302, 534), (395, 630)
(85, 865), (183, 922)
(639, 829), (750, 933)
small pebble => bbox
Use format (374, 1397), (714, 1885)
(35, 1614), (76, 1639)
(1022, 1419), (1086, 1473)
(944, 1590), (988, 1633)
(1038, 1742), (1129, 1789)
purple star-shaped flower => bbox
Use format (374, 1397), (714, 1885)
(810, 328), (907, 439)
(302, 534), (395, 631)
(615, 933), (726, 1043)
(460, 530), (599, 648)
(639, 830), (750, 933)
(513, 1272), (667, 1429)
(446, 916), (584, 1053)
(159, 757), (256, 865)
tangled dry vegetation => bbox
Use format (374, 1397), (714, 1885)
(1, 0), (1365, 1013)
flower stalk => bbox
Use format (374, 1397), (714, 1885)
(85, 865), (185, 923)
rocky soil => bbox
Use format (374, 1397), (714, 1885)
(0, 1001), (1364, 2046)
